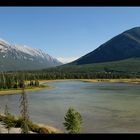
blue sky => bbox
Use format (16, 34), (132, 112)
(0, 7), (140, 63)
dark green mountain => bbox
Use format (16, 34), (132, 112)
(71, 27), (140, 65)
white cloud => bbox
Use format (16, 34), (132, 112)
(57, 56), (79, 64)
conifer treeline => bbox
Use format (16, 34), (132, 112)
(0, 69), (139, 89)
(0, 72), (39, 89)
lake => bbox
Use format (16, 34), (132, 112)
(0, 80), (140, 133)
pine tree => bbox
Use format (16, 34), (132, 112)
(20, 82), (29, 134)
(2, 72), (6, 89)
(29, 80), (34, 86)
(19, 80), (25, 88)
(63, 107), (82, 133)
(35, 80), (39, 87)
(4, 105), (10, 116)
(13, 82), (18, 89)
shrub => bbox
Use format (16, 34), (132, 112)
(63, 107), (82, 133)
(38, 127), (49, 134)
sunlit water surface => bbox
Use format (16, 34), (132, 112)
(0, 81), (140, 133)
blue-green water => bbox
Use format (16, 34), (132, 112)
(0, 81), (140, 133)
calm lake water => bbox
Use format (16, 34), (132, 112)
(0, 80), (140, 133)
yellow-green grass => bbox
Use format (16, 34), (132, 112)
(0, 85), (54, 95)
(79, 78), (140, 84)
(39, 79), (140, 84)
(38, 79), (77, 84)
(1, 79), (140, 96)
(0, 114), (62, 133)
(36, 123), (62, 133)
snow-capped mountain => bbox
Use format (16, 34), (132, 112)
(0, 39), (62, 71)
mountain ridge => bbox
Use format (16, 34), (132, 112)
(0, 39), (62, 71)
(70, 27), (140, 65)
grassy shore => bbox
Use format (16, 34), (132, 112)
(0, 114), (62, 133)
(0, 85), (54, 95)
(79, 78), (140, 84)
(1, 78), (140, 96)
(39, 79), (140, 84)
(36, 123), (62, 133)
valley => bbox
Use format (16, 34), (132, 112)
(1, 25), (140, 134)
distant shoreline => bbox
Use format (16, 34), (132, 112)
(40, 79), (140, 84)
(0, 85), (54, 95)
(0, 78), (140, 96)
(79, 79), (140, 84)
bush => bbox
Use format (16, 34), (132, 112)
(28, 121), (40, 132)
(63, 107), (82, 133)
(3, 115), (16, 133)
(38, 127), (49, 134)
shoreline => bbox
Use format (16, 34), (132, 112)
(0, 85), (54, 95)
(1, 78), (140, 133)
(0, 114), (62, 134)
(0, 122), (62, 134)
(1, 78), (140, 96)
(39, 78), (140, 84)
(79, 79), (140, 84)
(36, 123), (63, 133)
